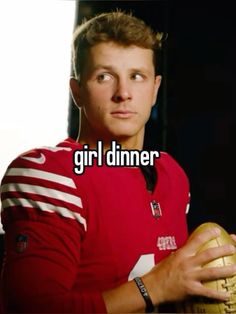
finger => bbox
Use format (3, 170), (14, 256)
(230, 234), (236, 243)
(185, 227), (221, 254)
(188, 281), (231, 301)
(196, 264), (236, 282)
(197, 285), (231, 301)
(193, 244), (236, 266)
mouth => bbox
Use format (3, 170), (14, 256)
(111, 110), (137, 119)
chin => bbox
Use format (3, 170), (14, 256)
(108, 122), (144, 137)
(108, 128), (141, 140)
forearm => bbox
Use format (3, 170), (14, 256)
(103, 280), (146, 313)
(103, 229), (236, 314)
(3, 291), (106, 314)
(103, 273), (160, 314)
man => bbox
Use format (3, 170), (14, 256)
(1, 11), (235, 313)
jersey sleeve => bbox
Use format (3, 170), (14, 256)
(0, 148), (107, 313)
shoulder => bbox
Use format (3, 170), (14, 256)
(154, 151), (190, 215)
(1, 138), (78, 180)
(1, 138), (87, 231)
(1, 138), (82, 194)
(155, 151), (189, 187)
(156, 151), (187, 173)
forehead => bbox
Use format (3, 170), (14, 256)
(84, 41), (155, 72)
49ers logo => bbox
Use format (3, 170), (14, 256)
(157, 236), (177, 250)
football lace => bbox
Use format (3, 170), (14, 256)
(222, 277), (236, 313)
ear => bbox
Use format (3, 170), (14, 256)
(152, 75), (162, 106)
(69, 77), (81, 108)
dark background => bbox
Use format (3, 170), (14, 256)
(0, 0), (235, 266)
(68, 0), (235, 234)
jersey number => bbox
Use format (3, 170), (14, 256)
(128, 254), (155, 281)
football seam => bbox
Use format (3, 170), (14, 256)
(215, 235), (236, 313)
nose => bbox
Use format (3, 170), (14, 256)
(112, 78), (132, 103)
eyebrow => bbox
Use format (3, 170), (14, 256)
(93, 64), (152, 74)
(93, 65), (114, 71)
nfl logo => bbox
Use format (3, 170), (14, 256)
(16, 234), (28, 253)
(150, 200), (162, 219)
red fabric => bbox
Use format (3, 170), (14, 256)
(0, 138), (190, 313)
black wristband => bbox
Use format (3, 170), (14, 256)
(134, 277), (155, 313)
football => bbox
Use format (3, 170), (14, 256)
(176, 222), (236, 313)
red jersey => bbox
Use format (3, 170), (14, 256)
(0, 138), (190, 313)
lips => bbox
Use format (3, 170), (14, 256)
(111, 110), (136, 118)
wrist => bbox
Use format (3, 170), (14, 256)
(141, 272), (164, 306)
(134, 277), (155, 313)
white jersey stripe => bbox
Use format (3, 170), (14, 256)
(42, 146), (72, 152)
(2, 198), (87, 231)
(185, 203), (190, 214)
(1, 183), (83, 209)
(6, 168), (76, 189)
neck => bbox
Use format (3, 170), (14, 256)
(77, 125), (144, 153)
(77, 132), (144, 152)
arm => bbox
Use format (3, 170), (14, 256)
(2, 218), (107, 313)
(2, 217), (235, 314)
(103, 226), (236, 313)
(1, 151), (235, 313)
(0, 152), (106, 313)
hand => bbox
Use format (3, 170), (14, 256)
(143, 227), (236, 305)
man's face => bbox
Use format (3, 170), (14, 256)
(73, 41), (161, 146)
